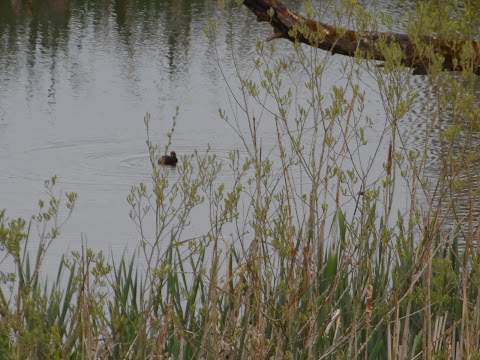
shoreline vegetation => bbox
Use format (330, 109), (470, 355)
(2, 0), (480, 359)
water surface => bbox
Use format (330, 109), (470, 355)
(2, 0), (474, 273)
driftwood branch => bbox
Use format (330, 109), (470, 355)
(242, 0), (480, 75)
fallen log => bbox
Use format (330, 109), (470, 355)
(242, 0), (480, 75)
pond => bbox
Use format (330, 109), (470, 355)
(0, 0), (471, 276)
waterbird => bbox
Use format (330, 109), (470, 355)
(158, 151), (178, 166)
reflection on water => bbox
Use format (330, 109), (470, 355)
(402, 74), (480, 240)
(1, 0), (478, 271)
(1, 0), (265, 267)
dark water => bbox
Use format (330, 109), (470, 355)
(1, 0), (477, 273)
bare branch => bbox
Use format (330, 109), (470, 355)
(242, 0), (480, 75)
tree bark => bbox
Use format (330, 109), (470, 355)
(242, 0), (480, 75)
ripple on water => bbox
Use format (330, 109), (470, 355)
(4, 132), (337, 206)
(5, 137), (257, 189)
(12, 137), (150, 187)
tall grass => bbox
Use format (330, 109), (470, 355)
(2, 0), (480, 359)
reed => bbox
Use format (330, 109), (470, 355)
(2, 1), (480, 359)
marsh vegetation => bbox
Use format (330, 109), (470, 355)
(2, 0), (480, 358)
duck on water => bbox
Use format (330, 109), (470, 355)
(158, 151), (178, 166)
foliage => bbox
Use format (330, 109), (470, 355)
(2, 0), (480, 359)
